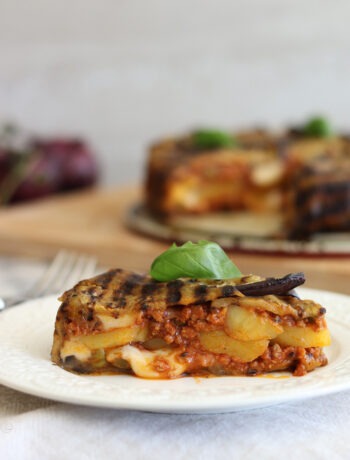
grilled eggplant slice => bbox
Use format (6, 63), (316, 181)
(52, 268), (330, 378)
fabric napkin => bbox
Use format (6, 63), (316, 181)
(1, 384), (349, 460)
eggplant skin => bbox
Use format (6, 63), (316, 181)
(236, 272), (305, 297)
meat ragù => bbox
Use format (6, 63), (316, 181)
(51, 268), (330, 379)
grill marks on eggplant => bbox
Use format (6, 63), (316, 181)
(165, 279), (184, 303)
(61, 269), (306, 313)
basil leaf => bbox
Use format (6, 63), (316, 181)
(150, 240), (242, 282)
(192, 129), (236, 149)
(304, 116), (332, 138)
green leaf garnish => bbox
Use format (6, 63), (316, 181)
(303, 116), (332, 138)
(192, 129), (236, 149)
(150, 240), (242, 282)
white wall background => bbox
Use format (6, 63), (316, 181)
(0, 0), (350, 185)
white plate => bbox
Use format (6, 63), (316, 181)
(0, 289), (350, 414)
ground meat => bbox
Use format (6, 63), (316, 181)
(177, 343), (326, 376)
(144, 303), (328, 377)
(61, 300), (328, 377)
(147, 303), (226, 343)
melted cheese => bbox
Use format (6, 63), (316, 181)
(97, 313), (137, 330)
(120, 345), (187, 379)
(60, 340), (92, 362)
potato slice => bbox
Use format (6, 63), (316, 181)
(199, 330), (268, 362)
(225, 306), (283, 341)
(273, 326), (331, 348)
(76, 326), (148, 350)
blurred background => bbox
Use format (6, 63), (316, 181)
(0, 0), (349, 186)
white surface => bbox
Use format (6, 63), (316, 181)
(0, 289), (349, 414)
(0, 261), (349, 458)
(1, 1), (350, 185)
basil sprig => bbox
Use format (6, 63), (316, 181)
(192, 129), (236, 149)
(304, 116), (332, 138)
(150, 241), (242, 282)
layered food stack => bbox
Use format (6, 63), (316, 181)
(52, 241), (331, 379)
(144, 117), (350, 239)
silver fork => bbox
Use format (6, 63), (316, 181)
(0, 250), (98, 311)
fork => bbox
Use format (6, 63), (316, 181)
(0, 250), (98, 311)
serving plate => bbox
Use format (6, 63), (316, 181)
(127, 204), (350, 256)
(0, 289), (349, 414)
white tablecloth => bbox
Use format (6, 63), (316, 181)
(0, 257), (349, 459)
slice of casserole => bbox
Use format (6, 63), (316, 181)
(144, 124), (350, 238)
(285, 156), (350, 239)
(51, 270), (330, 378)
(145, 135), (284, 215)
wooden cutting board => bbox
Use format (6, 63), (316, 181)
(0, 185), (349, 294)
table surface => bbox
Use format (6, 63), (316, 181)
(0, 185), (349, 294)
(0, 188), (350, 459)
